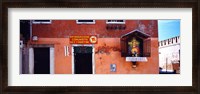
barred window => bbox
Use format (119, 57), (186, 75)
(106, 20), (125, 24)
(76, 20), (95, 24)
(32, 20), (51, 24)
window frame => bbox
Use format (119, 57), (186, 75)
(32, 20), (52, 24)
(76, 20), (95, 24)
(106, 20), (125, 24)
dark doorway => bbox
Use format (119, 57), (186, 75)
(74, 46), (93, 74)
(34, 48), (50, 74)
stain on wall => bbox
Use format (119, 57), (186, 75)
(95, 42), (121, 55)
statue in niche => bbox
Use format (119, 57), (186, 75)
(128, 38), (140, 57)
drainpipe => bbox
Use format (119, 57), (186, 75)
(166, 57), (168, 72)
(29, 20), (33, 74)
(30, 20), (32, 41)
(178, 49), (180, 73)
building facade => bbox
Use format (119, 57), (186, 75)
(159, 36), (180, 74)
(20, 20), (159, 74)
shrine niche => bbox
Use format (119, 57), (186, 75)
(121, 30), (151, 57)
(128, 37), (143, 57)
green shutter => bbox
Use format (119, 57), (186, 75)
(143, 38), (151, 57)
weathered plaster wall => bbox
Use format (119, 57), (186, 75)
(30, 20), (159, 74)
(32, 20), (158, 38)
(30, 37), (158, 74)
(30, 38), (72, 74)
(95, 38), (159, 74)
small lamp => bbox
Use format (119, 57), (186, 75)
(32, 35), (38, 41)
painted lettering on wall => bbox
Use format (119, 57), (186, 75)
(69, 35), (97, 44)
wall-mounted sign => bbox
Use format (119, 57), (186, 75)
(126, 57), (147, 62)
(110, 64), (116, 72)
(69, 35), (97, 44)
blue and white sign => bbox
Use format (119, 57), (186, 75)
(110, 64), (116, 72)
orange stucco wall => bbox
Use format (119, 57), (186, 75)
(32, 20), (158, 38)
(95, 38), (159, 74)
(30, 20), (159, 74)
(32, 37), (159, 74)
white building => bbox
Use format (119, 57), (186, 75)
(159, 36), (180, 73)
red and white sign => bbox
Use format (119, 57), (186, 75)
(70, 35), (97, 44)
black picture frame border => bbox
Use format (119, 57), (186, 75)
(1, 0), (199, 94)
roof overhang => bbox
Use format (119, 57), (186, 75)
(121, 29), (150, 39)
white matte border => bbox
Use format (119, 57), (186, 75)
(8, 8), (192, 86)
